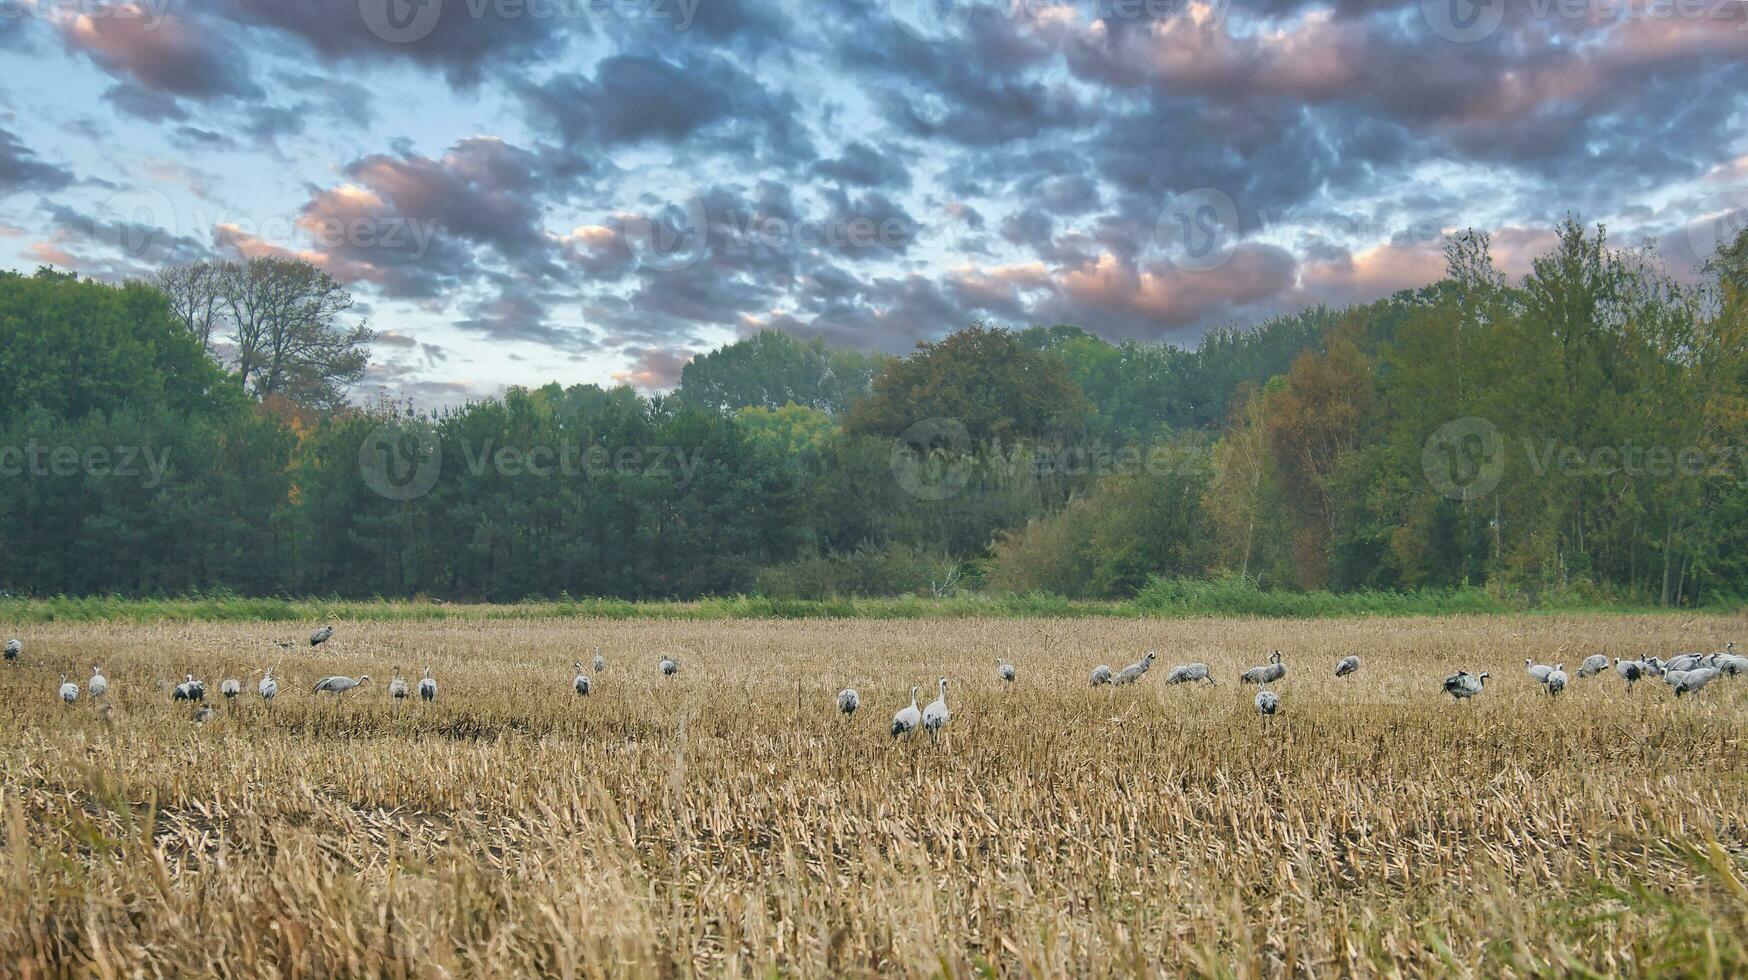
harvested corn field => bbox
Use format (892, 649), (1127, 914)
(3, 614), (1747, 976)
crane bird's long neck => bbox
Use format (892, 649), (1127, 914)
(909, 687), (918, 709)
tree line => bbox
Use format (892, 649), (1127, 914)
(2, 218), (1745, 605)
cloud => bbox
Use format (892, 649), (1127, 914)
(522, 53), (813, 163)
(612, 346), (694, 391)
(0, 127), (74, 196)
(58, 8), (260, 103)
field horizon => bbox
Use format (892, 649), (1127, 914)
(4, 613), (1748, 975)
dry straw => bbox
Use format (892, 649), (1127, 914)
(1, 614), (1746, 976)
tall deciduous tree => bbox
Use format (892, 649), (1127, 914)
(847, 323), (1090, 444)
(155, 261), (226, 354)
(217, 258), (372, 409)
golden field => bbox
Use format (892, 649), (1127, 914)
(2, 614), (1748, 978)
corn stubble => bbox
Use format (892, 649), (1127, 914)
(2, 614), (1747, 977)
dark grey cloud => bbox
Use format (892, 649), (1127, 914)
(0, 127), (74, 196)
(522, 53), (813, 163)
(215, 0), (569, 87)
(810, 142), (911, 189)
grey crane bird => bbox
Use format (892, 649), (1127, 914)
(193, 704), (215, 725)
(172, 675), (205, 701)
(922, 678), (950, 738)
(1525, 658), (1554, 685)
(5, 638), (20, 662)
(1640, 657), (1666, 677)
(258, 668), (278, 701)
(660, 656), (680, 677)
(1165, 662), (1215, 685)
(59, 674), (78, 704)
(837, 688), (859, 715)
(573, 662), (592, 696)
(388, 668), (409, 700)
(891, 686), (921, 737)
(1090, 665), (1113, 687)
(1675, 667), (1721, 697)
(313, 674), (370, 695)
(997, 660), (1016, 683)
(592, 647), (605, 674)
(1545, 664), (1568, 697)
(1666, 653), (1706, 673)
(1113, 651), (1157, 685)
(1241, 651), (1286, 685)
(1614, 658), (1643, 686)
(310, 625), (334, 647)
(87, 665), (107, 699)
(418, 666), (436, 701)
(1443, 671), (1489, 700)
(1334, 655), (1361, 678)
(220, 678), (241, 699)
(1254, 687), (1279, 721)
(1577, 654), (1609, 678)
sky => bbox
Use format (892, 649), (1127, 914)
(1, 0), (1745, 407)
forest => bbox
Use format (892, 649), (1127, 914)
(3, 219), (1746, 607)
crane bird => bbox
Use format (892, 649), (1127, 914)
(573, 662), (592, 696)
(193, 704), (215, 725)
(220, 678), (241, 699)
(1614, 658), (1643, 687)
(1334, 655), (1360, 678)
(1241, 651), (1286, 685)
(1675, 667), (1721, 697)
(59, 674), (78, 704)
(1640, 657), (1666, 677)
(313, 674), (370, 695)
(1165, 662), (1215, 685)
(1545, 664), (1568, 697)
(592, 647), (605, 674)
(837, 688), (859, 716)
(172, 675), (205, 701)
(1254, 687), (1279, 723)
(5, 638), (20, 662)
(87, 666), (107, 699)
(997, 659), (1016, 683)
(660, 656), (680, 678)
(922, 678), (951, 739)
(1525, 658), (1554, 685)
(1443, 670), (1488, 701)
(1666, 652), (1707, 673)
(1577, 654), (1609, 678)
(418, 666), (436, 701)
(891, 686), (921, 737)
(1090, 665), (1113, 687)
(310, 625), (334, 647)
(1113, 651), (1157, 685)
(388, 668), (409, 700)
(258, 668), (278, 701)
